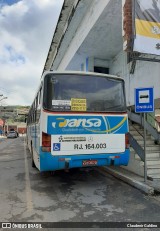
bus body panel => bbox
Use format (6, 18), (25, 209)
(38, 112), (129, 171)
(39, 150), (130, 172)
(27, 123), (40, 170)
(47, 113), (127, 154)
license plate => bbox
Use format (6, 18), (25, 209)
(82, 160), (97, 166)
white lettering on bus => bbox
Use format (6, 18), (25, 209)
(53, 118), (101, 128)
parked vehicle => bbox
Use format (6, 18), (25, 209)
(26, 71), (130, 172)
(7, 131), (18, 138)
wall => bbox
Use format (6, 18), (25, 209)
(8, 125), (17, 131)
(109, 50), (160, 107)
(18, 127), (27, 134)
(122, 152), (144, 177)
(6, 123), (26, 133)
(123, 0), (132, 52)
(57, 0), (111, 70)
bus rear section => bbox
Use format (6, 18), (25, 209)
(37, 71), (130, 172)
(39, 112), (129, 171)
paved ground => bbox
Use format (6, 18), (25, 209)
(101, 166), (160, 195)
(0, 137), (160, 230)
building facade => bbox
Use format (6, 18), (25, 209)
(43, 0), (160, 107)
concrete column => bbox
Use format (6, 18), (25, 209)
(86, 57), (94, 72)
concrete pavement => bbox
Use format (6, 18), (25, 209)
(0, 136), (7, 141)
(100, 166), (160, 195)
(0, 136), (160, 195)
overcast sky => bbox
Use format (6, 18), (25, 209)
(0, 0), (63, 106)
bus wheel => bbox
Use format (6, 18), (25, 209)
(31, 145), (36, 168)
(50, 171), (55, 176)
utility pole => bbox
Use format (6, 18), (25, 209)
(0, 96), (8, 135)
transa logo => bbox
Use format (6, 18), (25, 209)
(52, 117), (101, 128)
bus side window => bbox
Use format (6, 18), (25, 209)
(36, 94), (40, 123)
(34, 100), (37, 123)
(32, 103), (35, 123)
(39, 87), (42, 104)
(43, 77), (52, 109)
(31, 108), (33, 123)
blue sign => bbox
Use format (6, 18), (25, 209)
(53, 143), (61, 151)
(135, 87), (154, 113)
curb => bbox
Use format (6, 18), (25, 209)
(100, 167), (154, 195)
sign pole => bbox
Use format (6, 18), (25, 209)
(135, 87), (154, 182)
(144, 113), (147, 182)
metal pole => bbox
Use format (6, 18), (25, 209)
(144, 113), (147, 182)
(140, 113), (143, 128)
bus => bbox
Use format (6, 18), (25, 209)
(26, 71), (130, 172)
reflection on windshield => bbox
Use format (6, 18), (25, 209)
(43, 74), (126, 112)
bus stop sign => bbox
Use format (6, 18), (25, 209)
(135, 87), (154, 113)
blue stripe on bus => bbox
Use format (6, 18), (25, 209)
(47, 115), (128, 135)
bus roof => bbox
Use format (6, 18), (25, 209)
(41, 71), (124, 82)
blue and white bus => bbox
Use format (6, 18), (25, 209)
(26, 71), (130, 172)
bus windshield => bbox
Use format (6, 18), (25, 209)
(43, 73), (126, 112)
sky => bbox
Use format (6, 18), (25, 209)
(0, 0), (64, 106)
